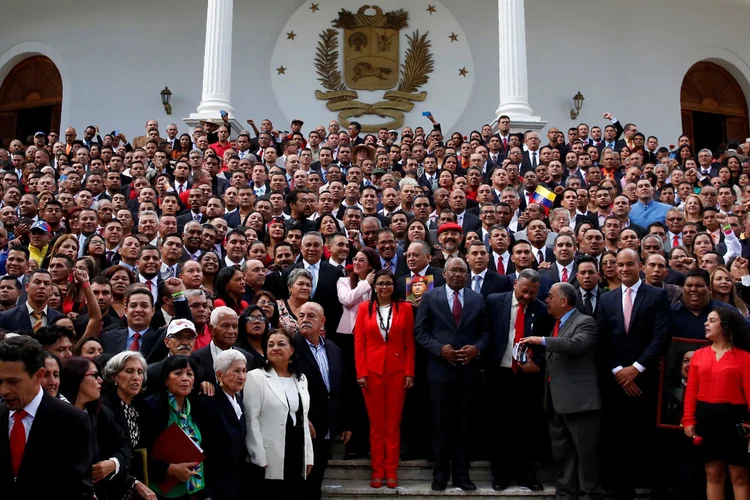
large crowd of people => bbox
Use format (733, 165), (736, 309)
(0, 110), (750, 500)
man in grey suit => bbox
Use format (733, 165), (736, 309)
(520, 282), (602, 500)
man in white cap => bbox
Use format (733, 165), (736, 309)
(145, 318), (199, 394)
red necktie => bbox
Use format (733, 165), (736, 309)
(129, 185), (137, 200)
(552, 319), (560, 337)
(10, 409), (27, 477)
(452, 291), (462, 326)
(129, 331), (141, 351)
(561, 267), (568, 283)
(503, 137), (508, 150)
(672, 234), (679, 248)
(497, 256), (505, 275)
(512, 304), (525, 372)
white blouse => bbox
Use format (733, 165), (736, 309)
(279, 376), (300, 425)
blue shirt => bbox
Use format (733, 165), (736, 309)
(629, 199), (671, 227)
(542, 308), (575, 345)
(126, 327), (145, 351)
(379, 255), (398, 272)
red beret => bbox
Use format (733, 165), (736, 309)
(438, 222), (463, 236)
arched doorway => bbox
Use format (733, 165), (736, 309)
(0, 56), (62, 147)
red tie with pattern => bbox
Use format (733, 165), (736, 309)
(512, 305), (525, 373)
(129, 332), (141, 351)
(497, 256), (505, 275)
(10, 409), (27, 477)
(672, 234), (679, 248)
(561, 267), (569, 283)
(452, 291), (462, 326)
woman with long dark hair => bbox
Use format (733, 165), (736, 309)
(199, 251), (220, 298)
(60, 356), (134, 500)
(683, 307), (750, 500)
(213, 266), (248, 315)
(353, 269), (415, 488)
(236, 305), (270, 366)
(173, 134), (193, 159)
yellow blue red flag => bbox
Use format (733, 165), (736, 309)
(531, 185), (556, 213)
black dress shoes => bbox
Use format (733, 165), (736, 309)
(431, 480), (447, 491)
(492, 479), (510, 491)
(520, 479), (544, 491)
(453, 480), (477, 491)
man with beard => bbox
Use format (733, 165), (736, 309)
(190, 306), (255, 385)
(136, 245), (161, 304)
(0, 270), (62, 333)
(181, 221), (203, 262)
(264, 242), (296, 299)
(179, 260), (204, 291)
(74, 277), (121, 336)
(0, 274), (20, 311)
(295, 302), (351, 500)
(431, 222), (464, 268)
(48, 254), (73, 292)
(286, 188), (315, 232)
(378, 187), (401, 219)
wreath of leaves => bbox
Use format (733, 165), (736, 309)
(315, 28), (346, 92)
(397, 30), (433, 94)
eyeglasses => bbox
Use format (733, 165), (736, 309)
(246, 315), (267, 323)
(85, 371), (102, 380)
(375, 282), (394, 288)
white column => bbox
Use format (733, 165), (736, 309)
(194, 0), (234, 118)
(494, 0), (545, 130)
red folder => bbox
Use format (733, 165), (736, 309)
(152, 422), (205, 493)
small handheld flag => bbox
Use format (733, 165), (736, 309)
(531, 185), (556, 214)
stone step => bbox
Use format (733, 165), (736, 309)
(321, 479), (556, 499)
(325, 460), (554, 482)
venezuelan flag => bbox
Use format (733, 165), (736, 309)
(531, 185), (556, 213)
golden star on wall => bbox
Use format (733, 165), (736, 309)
(458, 67), (468, 77)
(277, 66), (287, 75)
(286, 31), (296, 40)
(426, 5), (436, 14)
(310, 3), (320, 13)
(449, 32), (458, 42)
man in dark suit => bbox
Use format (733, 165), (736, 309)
(449, 189), (481, 234)
(596, 248), (672, 499)
(539, 233), (579, 287)
(295, 302), (351, 500)
(0, 336), (93, 499)
(176, 189), (208, 233)
(190, 306), (255, 385)
(74, 277), (123, 337)
(465, 241), (513, 298)
(520, 283), (602, 499)
(0, 270), (62, 334)
(145, 319), (200, 394)
(101, 287), (163, 359)
(485, 269), (553, 491)
(396, 240), (445, 300)
(574, 255), (603, 318)
(414, 258), (488, 492)
(280, 232), (345, 337)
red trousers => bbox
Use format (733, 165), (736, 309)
(362, 372), (406, 479)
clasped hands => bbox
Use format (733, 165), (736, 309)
(439, 344), (478, 365)
(615, 366), (642, 396)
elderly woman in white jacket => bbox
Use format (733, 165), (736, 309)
(244, 328), (314, 497)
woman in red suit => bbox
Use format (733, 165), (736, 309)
(354, 269), (415, 489)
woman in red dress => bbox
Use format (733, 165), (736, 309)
(683, 307), (750, 500)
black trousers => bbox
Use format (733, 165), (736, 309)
(491, 368), (541, 484)
(401, 343), (431, 459)
(601, 377), (659, 500)
(300, 438), (331, 500)
(328, 332), (369, 456)
(428, 380), (476, 484)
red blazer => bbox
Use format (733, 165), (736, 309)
(353, 301), (415, 379)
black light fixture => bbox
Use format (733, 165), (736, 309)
(160, 86), (172, 115)
(570, 91), (584, 120)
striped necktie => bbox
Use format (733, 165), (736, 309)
(31, 311), (43, 333)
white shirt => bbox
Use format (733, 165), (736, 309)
(555, 261), (574, 282)
(613, 280), (645, 374)
(377, 304), (392, 341)
(470, 269), (488, 293)
(225, 256), (245, 268)
(224, 389), (242, 420)
(279, 376), (300, 425)
(26, 301), (48, 329)
(411, 265), (429, 277)
(667, 231), (682, 247)
(492, 251), (510, 273)
(502, 294), (523, 368)
(138, 275), (159, 304)
(209, 340), (224, 371)
(9, 385), (43, 441)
